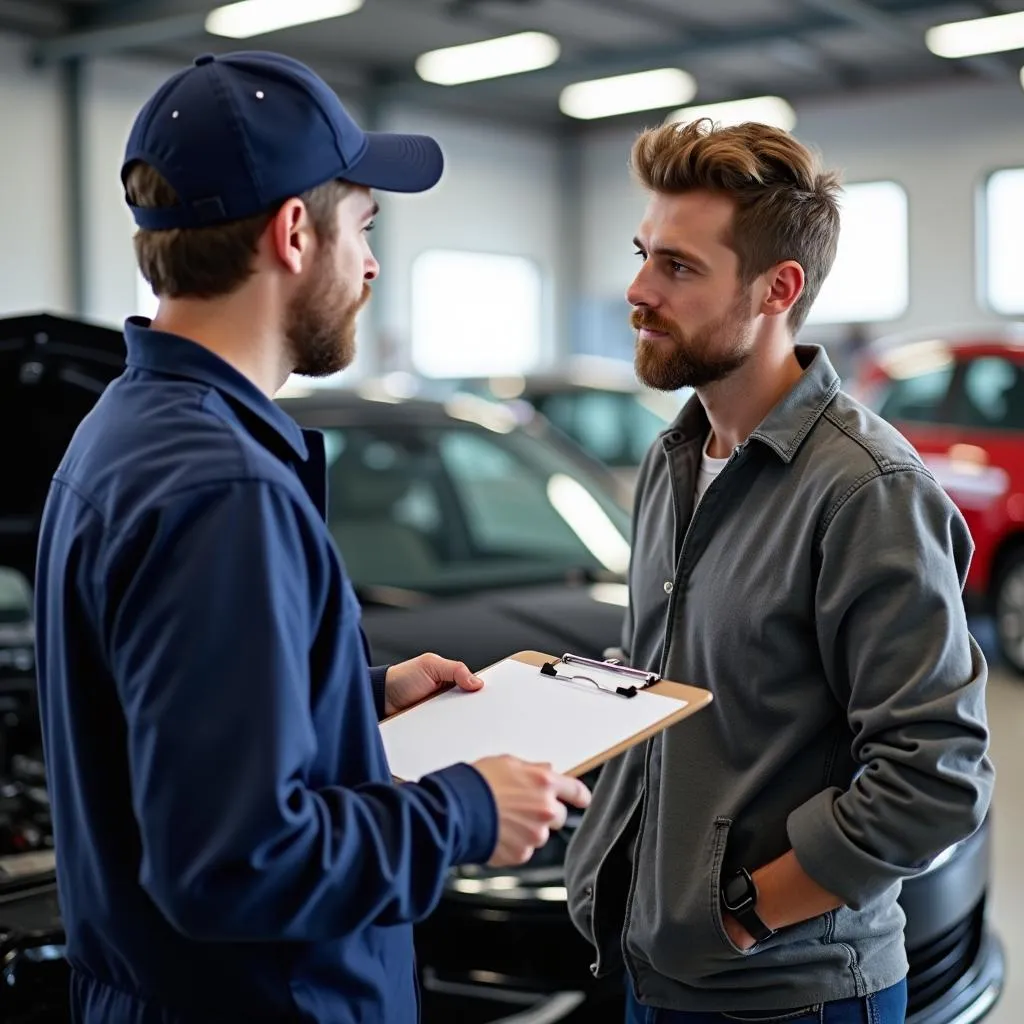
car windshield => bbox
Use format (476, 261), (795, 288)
(318, 418), (632, 596)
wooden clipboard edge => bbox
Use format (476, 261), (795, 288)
(507, 651), (713, 778)
(381, 650), (713, 782)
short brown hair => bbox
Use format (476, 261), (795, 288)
(125, 163), (350, 299)
(630, 119), (842, 333)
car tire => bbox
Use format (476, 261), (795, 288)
(994, 547), (1024, 676)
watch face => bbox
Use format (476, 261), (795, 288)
(723, 872), (752, 910)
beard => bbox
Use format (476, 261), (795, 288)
(287, 258), (371, 378)
(632, 289), (754, 391)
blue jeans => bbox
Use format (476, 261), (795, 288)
(625, 978), (907, 1024)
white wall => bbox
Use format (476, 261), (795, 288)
(578, 78), (1024, 343)
(82, 57), (179, 328)
(373, 105), (563, 373)
(0, 34), (70, 316)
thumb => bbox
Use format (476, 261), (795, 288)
(451, 660), (484, 691)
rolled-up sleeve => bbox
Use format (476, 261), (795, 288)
(788, 467), (994, 910)
(105, 479), (497, 942)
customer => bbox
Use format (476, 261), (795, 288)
(34, 51), (589, 1024)
(564, 118), (993, 1024)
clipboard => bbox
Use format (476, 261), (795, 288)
(379, 650), (713, 782)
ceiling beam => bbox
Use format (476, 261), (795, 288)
(0, 0), (68, 35)
(800, 0), (1014, 81)
(31, 11), (208, 66)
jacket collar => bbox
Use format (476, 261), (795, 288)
(668, 345), (840, 464)
(123, 317), (309, 462)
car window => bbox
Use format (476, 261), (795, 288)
(877, 365), (955, 425)
(438, 432), (575, 553)
(320, 423), (631, 595)
(949, 357), (1024, 432)
(535, 391), (671, 467)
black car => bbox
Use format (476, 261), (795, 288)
(276, 384), (631, 668)
(0, 314), (1005, 1024)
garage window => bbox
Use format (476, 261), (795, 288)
(410, 250), (544, 378)
(983, 169), (1024, 315)
(805, 180), (909, 326)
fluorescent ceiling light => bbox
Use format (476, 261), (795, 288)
(415, 32), (561, 85)
(206, 0), (363, 39)
(666, 95), (797, 132)
(1020, 65), (1024, 91)
(925, 11), (1024, 58)
(559, 68), (697, 120)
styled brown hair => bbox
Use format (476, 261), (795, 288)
(630, 119), (842, 333)
(125, 162), (350, 299)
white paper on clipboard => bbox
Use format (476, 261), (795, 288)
(379, 656), (687, 781)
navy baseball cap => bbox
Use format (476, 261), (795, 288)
(121, 51), (444, 231)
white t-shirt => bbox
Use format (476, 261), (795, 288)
(695, 433), (730, 505)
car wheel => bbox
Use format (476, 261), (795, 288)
(995, 548), (1024, 676)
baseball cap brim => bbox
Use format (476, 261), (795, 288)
(340, 132), (444, 194)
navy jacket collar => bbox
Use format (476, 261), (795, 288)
(123, 317), (309, 462)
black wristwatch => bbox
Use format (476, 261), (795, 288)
(720, 868), (775, 944)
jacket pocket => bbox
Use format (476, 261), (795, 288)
(709, 817), (757, 958)
(632, 815), (752, 983)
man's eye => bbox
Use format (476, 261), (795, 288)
(634, 248), (646, 260)
(670, 260), (687, 273)
(364, 220), (376, 233)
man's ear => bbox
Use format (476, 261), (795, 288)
(761, 260), (805, 319)
(267, 198), (312, 276)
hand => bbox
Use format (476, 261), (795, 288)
(384, 653), (483, 716)
(472, 757), (591, 867)
(722, 912), (757, 952)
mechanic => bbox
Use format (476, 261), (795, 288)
(564, 118), (993, 1024)
(33, 51), (590, 1024)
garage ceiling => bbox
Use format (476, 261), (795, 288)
(3, 0), (1024, 127)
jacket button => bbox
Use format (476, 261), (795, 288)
(584, 885), (594, 898)
(590, 962), (599, 976)
(663, 580), (674, 594)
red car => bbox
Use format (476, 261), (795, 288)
(851, 328), (1024, 676)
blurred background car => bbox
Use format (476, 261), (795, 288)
(851, 327), (1024, 677)
(455, 358), (689, 493)
(381, 356), (689, 498)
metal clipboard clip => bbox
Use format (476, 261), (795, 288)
(539, 653), (660, 699)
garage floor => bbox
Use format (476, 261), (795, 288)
(981, 661), (1023, 1024)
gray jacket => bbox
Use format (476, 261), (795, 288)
(564, 345), (994, 1013)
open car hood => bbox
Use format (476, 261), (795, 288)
(0, 314), (126, 582)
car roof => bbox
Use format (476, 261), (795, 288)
(869, 323), (1024, 358)
(276, 383), (522, 433)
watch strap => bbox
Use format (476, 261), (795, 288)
(721, 868), (775, 944)
(731, 900), (774, 943)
